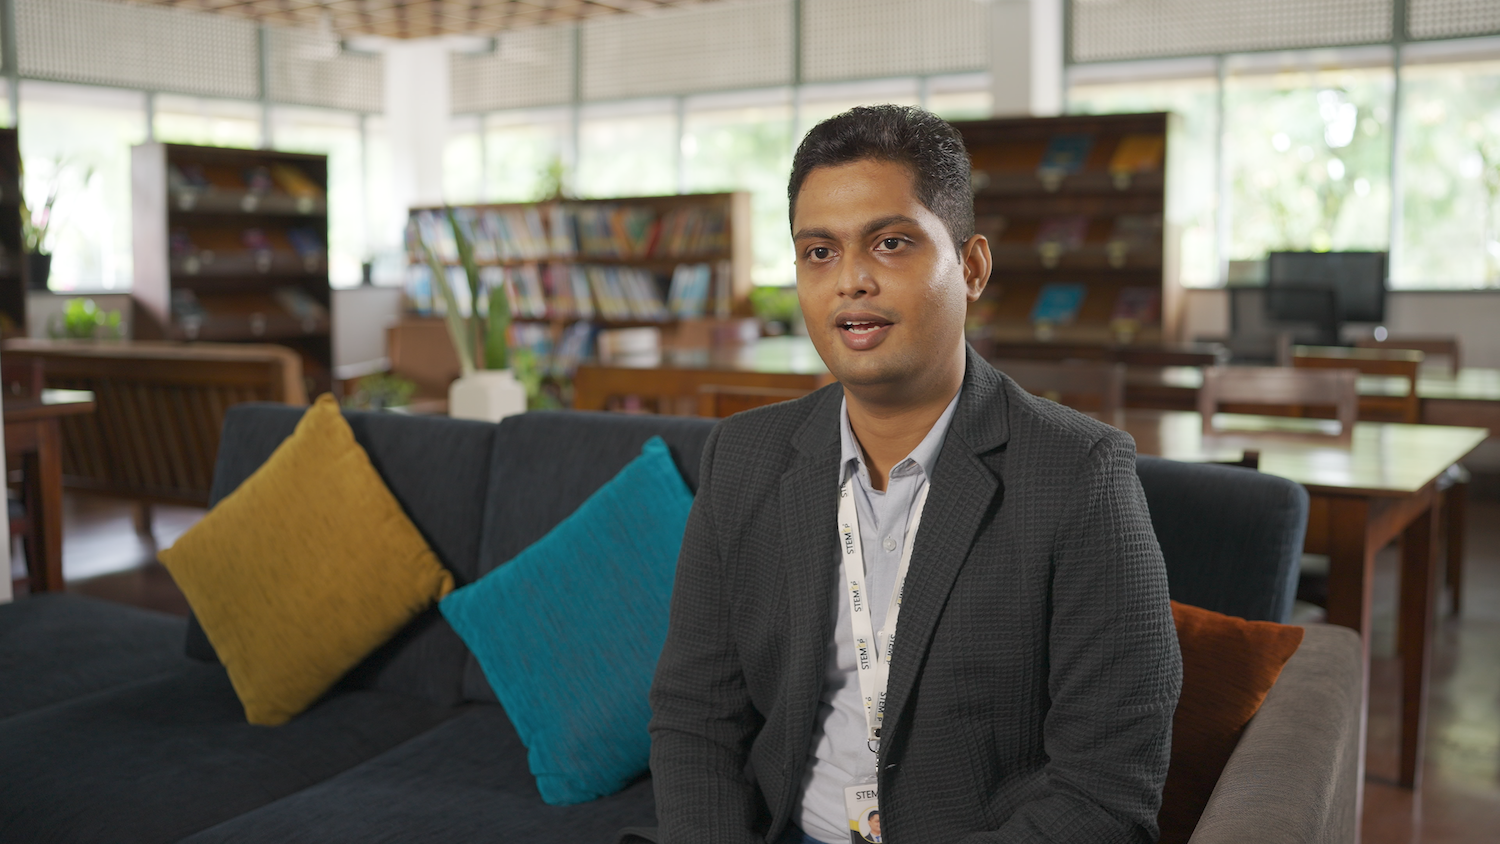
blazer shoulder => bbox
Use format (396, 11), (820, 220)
(704, 382), (840, 469)
(997, 374), (1135, 459)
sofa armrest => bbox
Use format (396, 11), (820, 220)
(1188, 624), (1363, 844)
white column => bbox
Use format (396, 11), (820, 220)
(383, 39), (452, 210)
(989, 0), (1065, 118)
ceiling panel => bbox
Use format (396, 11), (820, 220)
(112, 0), (726, 39)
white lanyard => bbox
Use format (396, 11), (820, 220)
(838, 474), (930, 746)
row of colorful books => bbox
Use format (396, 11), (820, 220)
(168, 162), (325, 199)
(406, 261), (723, 323)
(1028, 283), (1161, 326)
(509, 321), (595, 378)
(409, 203), (731, 264)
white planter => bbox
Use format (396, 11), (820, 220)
(449, 369), (528, 423)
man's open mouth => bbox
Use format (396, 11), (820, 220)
(839, 318), (892, 335)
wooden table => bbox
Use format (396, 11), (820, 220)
(1115, 409), (1488, 791)
(572, 337), (836, 413)
(1126, 365), (1500, 436)
(4, 389), (97, 593)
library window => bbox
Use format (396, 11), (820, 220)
(682, 92), (796, 286)
(361, 115), (408, 286)
(1397, 59), (1500, 289)
(445, 115), (485, 206)
(268, 106), (366, 288)
(576, 102), (678, 199)
(153, 95), (263, 150)
(1224, 64), (1395, 265)
(1068, 72), (1220, 287)
(484, 109), (570, 203)
(19, 81), (148, 292)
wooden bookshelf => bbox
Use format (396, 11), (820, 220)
(131, 142), (332, 393)
(0, 128), (25, 336)
(406, 192), (752, 375)
(950, 112), (1183, 352)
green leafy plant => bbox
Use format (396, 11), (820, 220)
(20, 157), (94, 256)
(416, 209), (511, 375)
(48, 298), (122, 340)
(342, 373), (418, 412)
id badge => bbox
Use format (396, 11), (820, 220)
(843, 774), (882, 843)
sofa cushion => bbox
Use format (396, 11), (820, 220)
(0, 661), (454, 844)
(186, 402), (498, 709)
(466, 410), (715, 702)
(160, 395), (455, 725)
(177, 704), (658, 844)
(442, 436), (692, 806)
(0, 594), (188, 719)
(1158, 600), (1305, 844)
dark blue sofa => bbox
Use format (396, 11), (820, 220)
(0, 402), (1349, 843)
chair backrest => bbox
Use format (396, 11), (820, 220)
(1292, 344), (1422, 423)
(697, 384), (814, 418)
(2, 339), (307, 506)
(1354, 335), (1458, 375)
(991, 358), (1126, 416)
(1136, 455), (1310, 622)
(1198, 365), (1358, 441)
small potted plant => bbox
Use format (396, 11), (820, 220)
(47, 297), (123, 340)
(416, 209), (526, 422)
(20, 158), (93, 291)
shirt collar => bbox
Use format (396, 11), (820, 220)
(839, 388), (963, 489)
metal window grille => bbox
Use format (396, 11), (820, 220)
(1408, 0), (1500, 40)
(17, 0), (259, 99)
(452, 25), (575, 113)
(264, 25), (383, 113)
(581, 0), (793, 102)
(799, 0), (988, 83)
(1071, 0), (1393, 64)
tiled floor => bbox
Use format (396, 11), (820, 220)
(11, 491), (1500, 843)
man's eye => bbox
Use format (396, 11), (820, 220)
(881, 238), (903, 250)
(811, 247), (831, 260)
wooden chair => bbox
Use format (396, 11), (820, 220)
(1197, 366), (1359, 442)
(697, 384), (813, 418)
(1355, 335), (1460, 375)
(1, 340), (307, 524)
(990, 358), (1126, 418)
(1292, 344), (1423, 424)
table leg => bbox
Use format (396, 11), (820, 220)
(34, 420), (65, 593)
(1398, 501), (1440, 789)
(1321, 495), (1373, 830)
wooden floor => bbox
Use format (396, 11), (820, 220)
(9, 490), (1500, 843)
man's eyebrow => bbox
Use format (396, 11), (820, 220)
(792, 215), (922, 243)
(792, 226), (837, 243)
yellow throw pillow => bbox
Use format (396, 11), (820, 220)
(159, 394), (455, 726)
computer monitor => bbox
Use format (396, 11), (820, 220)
(1266, 251), (1387, 324)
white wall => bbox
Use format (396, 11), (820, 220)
(331, 286), (404, 375)
(1182, 289), (1500, 369)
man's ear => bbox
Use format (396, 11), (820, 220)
(960, 234), (991, 302)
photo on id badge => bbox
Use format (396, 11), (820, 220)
(844, 778), (881, 842)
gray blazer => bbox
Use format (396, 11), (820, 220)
(648, 346), (1182, 843)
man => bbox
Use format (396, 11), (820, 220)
(649, 105), (1181, 844)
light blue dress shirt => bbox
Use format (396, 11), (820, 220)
(793, 389), (962, 844)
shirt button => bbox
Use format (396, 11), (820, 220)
(883, 536), (897, 552)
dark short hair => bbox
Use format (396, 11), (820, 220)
(788, 104), (974, 252)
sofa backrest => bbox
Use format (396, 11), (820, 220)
(185, 403), (500, 708)
(462, 410), (716, 702)
(1136, 455), (1309, 623)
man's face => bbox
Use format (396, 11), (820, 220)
(792, 159), (987, 396)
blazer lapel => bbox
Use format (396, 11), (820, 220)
(881, 348), (1010, 747)
(776, 388), (843, 803)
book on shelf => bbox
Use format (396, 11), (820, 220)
(667, 263), (712, 319)
(1030, 282), (1087, 325)
(553, 321), (596, 376)
(1111, 286), (1161, 325)
(1108, 134), (1165, 189)
(1036, 134), (1094, 191)
(1104, 214), (1162, 267)
(1034, 215), (1089, 268)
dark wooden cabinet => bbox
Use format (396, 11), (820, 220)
(0, 128), (25, 337)
(131, 142), (332, 393)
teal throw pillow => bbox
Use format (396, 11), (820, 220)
(440, 436), (693, 806)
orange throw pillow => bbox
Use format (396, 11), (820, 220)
(1158, 601), (1305, 844)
